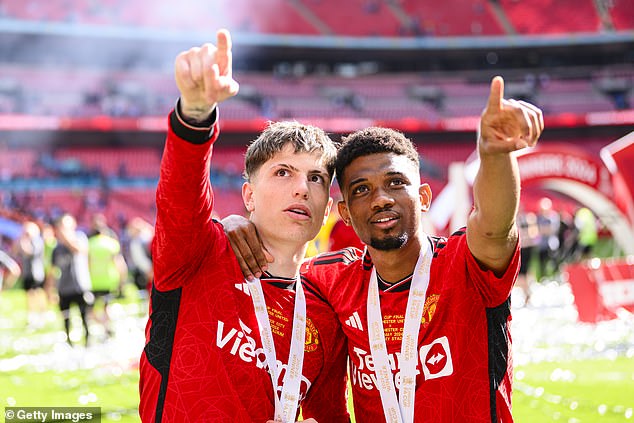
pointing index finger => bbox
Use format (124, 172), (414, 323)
(215, 28), (233, 77)
(216, 28), (232, 53)
(487, 75), (504, 111)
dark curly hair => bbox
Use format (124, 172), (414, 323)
(335, 127), (419, 189)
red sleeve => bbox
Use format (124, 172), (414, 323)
(300, 293), (350, 423)
(456, 230), (520, 307)
(152, 107), (220, 291)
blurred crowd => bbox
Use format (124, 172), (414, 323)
(516, 197), (600, 305)
(0, 212), (154, 347)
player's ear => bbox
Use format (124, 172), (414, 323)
(420, 183), (432, 212)
(242, 182), (255, 213)
(337, 201), (351, 225)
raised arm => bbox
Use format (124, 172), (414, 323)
(467, 76), (543, 275)
(153, 30), (239, 290)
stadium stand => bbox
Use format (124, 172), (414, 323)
(608, 0), (634, 31)
(0, 148), (40, 179)
(399, 0), (504, 36)
(0, 0), (632, 240)
(498, 0), (601, 34)
(1, 65), (631, 120)
(2, 0), (632, 36)
(300, 0), (403, 36)
(53, 147), (161, 178)
(0, 0), (319, 34)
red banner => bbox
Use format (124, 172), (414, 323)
(563, 258), (634, 323)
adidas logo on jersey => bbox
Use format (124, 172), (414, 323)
(345, 312), (363, 331)
(234, 282), (251, 295)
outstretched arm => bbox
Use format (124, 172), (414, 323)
(153, 30), (239, 290)
(467, 76), (543, 275)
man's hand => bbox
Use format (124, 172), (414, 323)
(221, 215), (274, 280)
(175, 29), (239, 122)
(479, 76), (543, 155)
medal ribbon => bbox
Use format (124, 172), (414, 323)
(367, 238), (432, 423)
(247, 276), (307, 423)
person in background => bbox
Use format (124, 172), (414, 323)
(537, 197), (560, 281)
(14, 221), (47, 328)
(87, 212), (118, 239)
(41, 223), (58, 303)
(88, 218), (128, 338)
(536, 197), (561, 280)
(50, 214), (92, 347)
(126, 217), (154, 295)
(573, 207), (598, 261)
(516, 209), (539, 305)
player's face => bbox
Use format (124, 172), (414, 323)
(243, 143), (332, 246)
(338, 152), (431, 251)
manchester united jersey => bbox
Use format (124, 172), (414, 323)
(139, 108), (349, 423)
(302, 230), (519, 422)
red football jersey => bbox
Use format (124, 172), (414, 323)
(139, 109), (349, 423)
(302, 231), (519, 422)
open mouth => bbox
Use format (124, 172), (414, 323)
(288, 208), (309, 216)
(372, 216), (397, 223)
(285, 204), (311, 218)
(371, 211), (399, 223)
(371, 212), (399, 228)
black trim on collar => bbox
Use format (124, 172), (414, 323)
(262, 271), (296, 289)
(377, 272), (413, 293)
